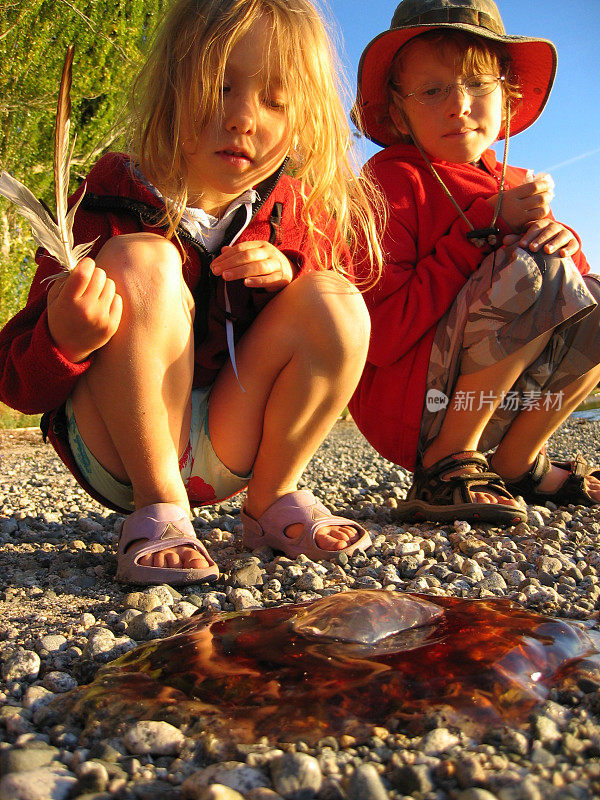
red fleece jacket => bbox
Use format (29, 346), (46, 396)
(349, 144), (589, 471)
(0, 152), (347, 415)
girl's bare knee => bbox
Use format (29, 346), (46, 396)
(287, 272), (371, 358)
(95, 233), (187, 308)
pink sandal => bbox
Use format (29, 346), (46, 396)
(116, 503), (219, 585)
(241, 490), (371, 561)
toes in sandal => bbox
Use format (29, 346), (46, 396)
(116, 502), (219, 585)
(505, 451), (600, 508)
(241, 489), (371, 561)
(396, 451), (527, 525)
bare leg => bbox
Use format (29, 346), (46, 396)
(491, 365), (600, 500)
(422, 332), (552, 506)
(71, 233), (206, 570)
(209, 271), (371, 550)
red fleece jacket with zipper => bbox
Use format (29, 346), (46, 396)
(0, 152), (347, 415)
(349, 143), (589, 471)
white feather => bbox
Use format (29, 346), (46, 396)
(0, 170), (94, 270)
(0, 46), (94, 274)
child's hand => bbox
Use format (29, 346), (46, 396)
(518, 219), (579, 257)
(211, 241), (293, 291)
(490, 175), (554, 233)
(47, 258), (123, 363)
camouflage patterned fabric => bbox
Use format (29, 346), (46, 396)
(419, 246), (600, 457)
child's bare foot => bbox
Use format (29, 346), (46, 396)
(138, 546), (211, 570)
(117, 503), (218, 584)
(138, 523), (360, 569)
(284, 522), (362, 550)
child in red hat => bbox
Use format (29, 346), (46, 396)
(350, 0), (600, 523)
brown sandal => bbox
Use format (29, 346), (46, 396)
(504, 452), (600, 508)
(396, 451), (527, 525)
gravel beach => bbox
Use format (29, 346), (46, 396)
(1, 417), (600, 800)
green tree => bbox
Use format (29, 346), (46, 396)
(0, 0), (168, 327)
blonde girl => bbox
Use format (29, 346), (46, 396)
(0, 0), (382, 585)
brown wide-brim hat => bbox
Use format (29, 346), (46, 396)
(354, 0), (557, 147)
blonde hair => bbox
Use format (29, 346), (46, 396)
(386, 30), (521, 144)
(128, 0), (383, 285)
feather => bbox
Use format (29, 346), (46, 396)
(0, 45), (94, 272)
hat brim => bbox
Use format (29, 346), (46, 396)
(353, 23), (557, 147)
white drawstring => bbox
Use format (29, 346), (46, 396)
(223, 200), (254, 393)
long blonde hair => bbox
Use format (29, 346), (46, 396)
(129, 0), (383, 285)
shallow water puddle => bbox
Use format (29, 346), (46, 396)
(64, 590), (600, 744)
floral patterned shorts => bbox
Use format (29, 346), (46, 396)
(65, 386), (250, 512)
(418, 246), (600, 458)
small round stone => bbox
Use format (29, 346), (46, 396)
(123, 720), (185, 756)
(270, 752), (323, 799)
(0, 766), (77, 800)
(42, 672), (78, 693)
(346, 763), (388, 800)
(182, 762), (269, 795)
(421, 727), (460, 756)
(35, 635), (67, 655)
(2, 651), (41, 682)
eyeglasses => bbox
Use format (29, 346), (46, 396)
(397, 74), (503, 106)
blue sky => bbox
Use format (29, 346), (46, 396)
(327, 0), (600, 272)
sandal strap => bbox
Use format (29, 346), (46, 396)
(257, 490), (364, 539)
(411, 451), (516, 506)
(414, 450), (489, 482)
(511, 451), (551, 491)
(560, 454), (590, 480)
(118, 503), (217, 569)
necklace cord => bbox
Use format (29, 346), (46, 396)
(404, 96), (511, 249)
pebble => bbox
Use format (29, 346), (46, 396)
(75, 760), (110, 793)
(457, 790), (499, 800)
(123, 591), (162, 612)
(421, 727), (460, 755)
(35, 635), (67, 655)
(270, 752), (323, 798)
(0, 742), (60, 773)
(227, 562), (265, 588)
(123, 720), (185, 755)
(189, 786), (246, 800)
(245, 790), (285, 800)
(126, 610), (176, 640)
(390, 762), (434, 794)
(84, 628), (115, 660)
(42, 671), (77, 693)
(0, 766), (77, 800)
(79, 613), (96, 629)
(183, 762), (269, 794)
(229, 588), (262, 610)
(21, 686), (55, 713)
(346, 763), (389, 800)
(2, 651), (41, 682)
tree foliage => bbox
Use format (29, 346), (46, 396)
(0, 0), (168, 327)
